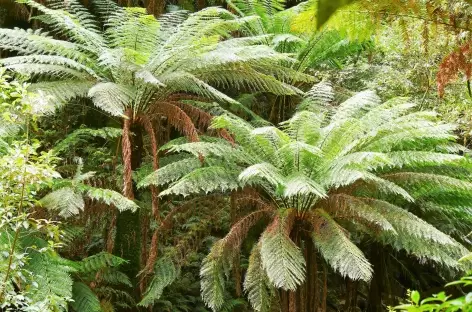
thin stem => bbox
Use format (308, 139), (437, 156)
(0, 118), (30, 301)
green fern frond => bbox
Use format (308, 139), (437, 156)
(70, 282), (101, 312)
(17, 0), (105, 50)
(244, 244), (274, 312)
(88, 82), (135, 117)
(362, 198), (455, 245)
(138, 157), (202, 189)
(311, 209), (373, 282)
(0, 55), (98, 78)
(83, 185), (139, 212)
(4, 63), (92, 80)
(40, 187), (85, 218)
(26, 250), (74, 306)
(73, 252), (127, 274)
(0, 28), (89, 61)
(53, 127), (122, 154)
(28, 80), (94, 112)
(160, 167), (240, 197)
(326, 194), (395, 233)
(139, 257), (180, 307)
(99, 268), (132, 287)
(282, 174), (326, 199)
(200, 241), (227, 311)
(239, 163), (284, 187)
(260, 211), (305, 291)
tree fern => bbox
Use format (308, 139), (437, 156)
(145, 87), (471, 311)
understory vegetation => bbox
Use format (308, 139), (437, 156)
(1, 0), (472, 311)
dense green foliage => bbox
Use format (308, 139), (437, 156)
(1, 0), (472, 312)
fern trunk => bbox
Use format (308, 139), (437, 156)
(321, 263), (327, 312)
(146, 0), (165, 17)
(115, 120), (144, 301)
(367, 246), (384, 312)
(230, 193), (242, 297)
(306, 239), (318, 312)
(122, 109), (134, 200)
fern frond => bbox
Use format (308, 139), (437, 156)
(4, 63), (92, 80)
(139, 257), (180, 307)
(0, 55), (98, 78)
(324, 194), (395, 233)
(244, 244), (274, 312)
(53, 127), (122, 154)
(82, 185), (139, 212)
(18, 0), (105, 50)
(302, 80), (335, 111)
(362, 198), (455, 245)
(310, 209), (372, 282)
(200, 240), (227, 311)
(138, 157), (201, 189)
(98, 268), (132, 287)
(153, 102), (199, 142)
(73, 252), (127, 274)
(329, 90), (381, 126)
(70, 282), (101, 312)
(28, 80), (94, 112)
(88, 82), (135, 117)
(239, 163), (284, 187)
(282, 174), (326, 199)
(40, 187), (85, 218)
(0, 28), (89, 61)
(260, 210), (305, 291)
(26, 250), (74, 306)
(160, 166), (240, 197)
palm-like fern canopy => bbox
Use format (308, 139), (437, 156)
(141, 82), (471, 311)
(0, 0), (309, 119)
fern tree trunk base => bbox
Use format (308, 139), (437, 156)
(115, 119), (144, 302)
(367, 246), (384, 312)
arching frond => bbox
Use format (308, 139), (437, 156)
(53, 127), (122, 154)
(153, 102), (199, 142)
(311, 209), (373, 282)
(239, 163), (284, 187)
(244, 244), (274, 312)
(138, 157), (202, 189)
(260, 210), (305, 291)
(325, 194), (395, 233)
(200, 240), (227, 311)
(362, 198), (455, 246)
(160, 167), (240, 197)
(83, 185), (139, 212)
(139, 257), (180, 307)
(26, 250), (74, 307)
(40, 187), (85, 218)
(70, 282), (101, 312)
(18, 0), (105, 50)
(29, 80), (94, 112)
(88, 82), (135, 117)
(283, 174), (326, 199)
(72, 252), (127, 273)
